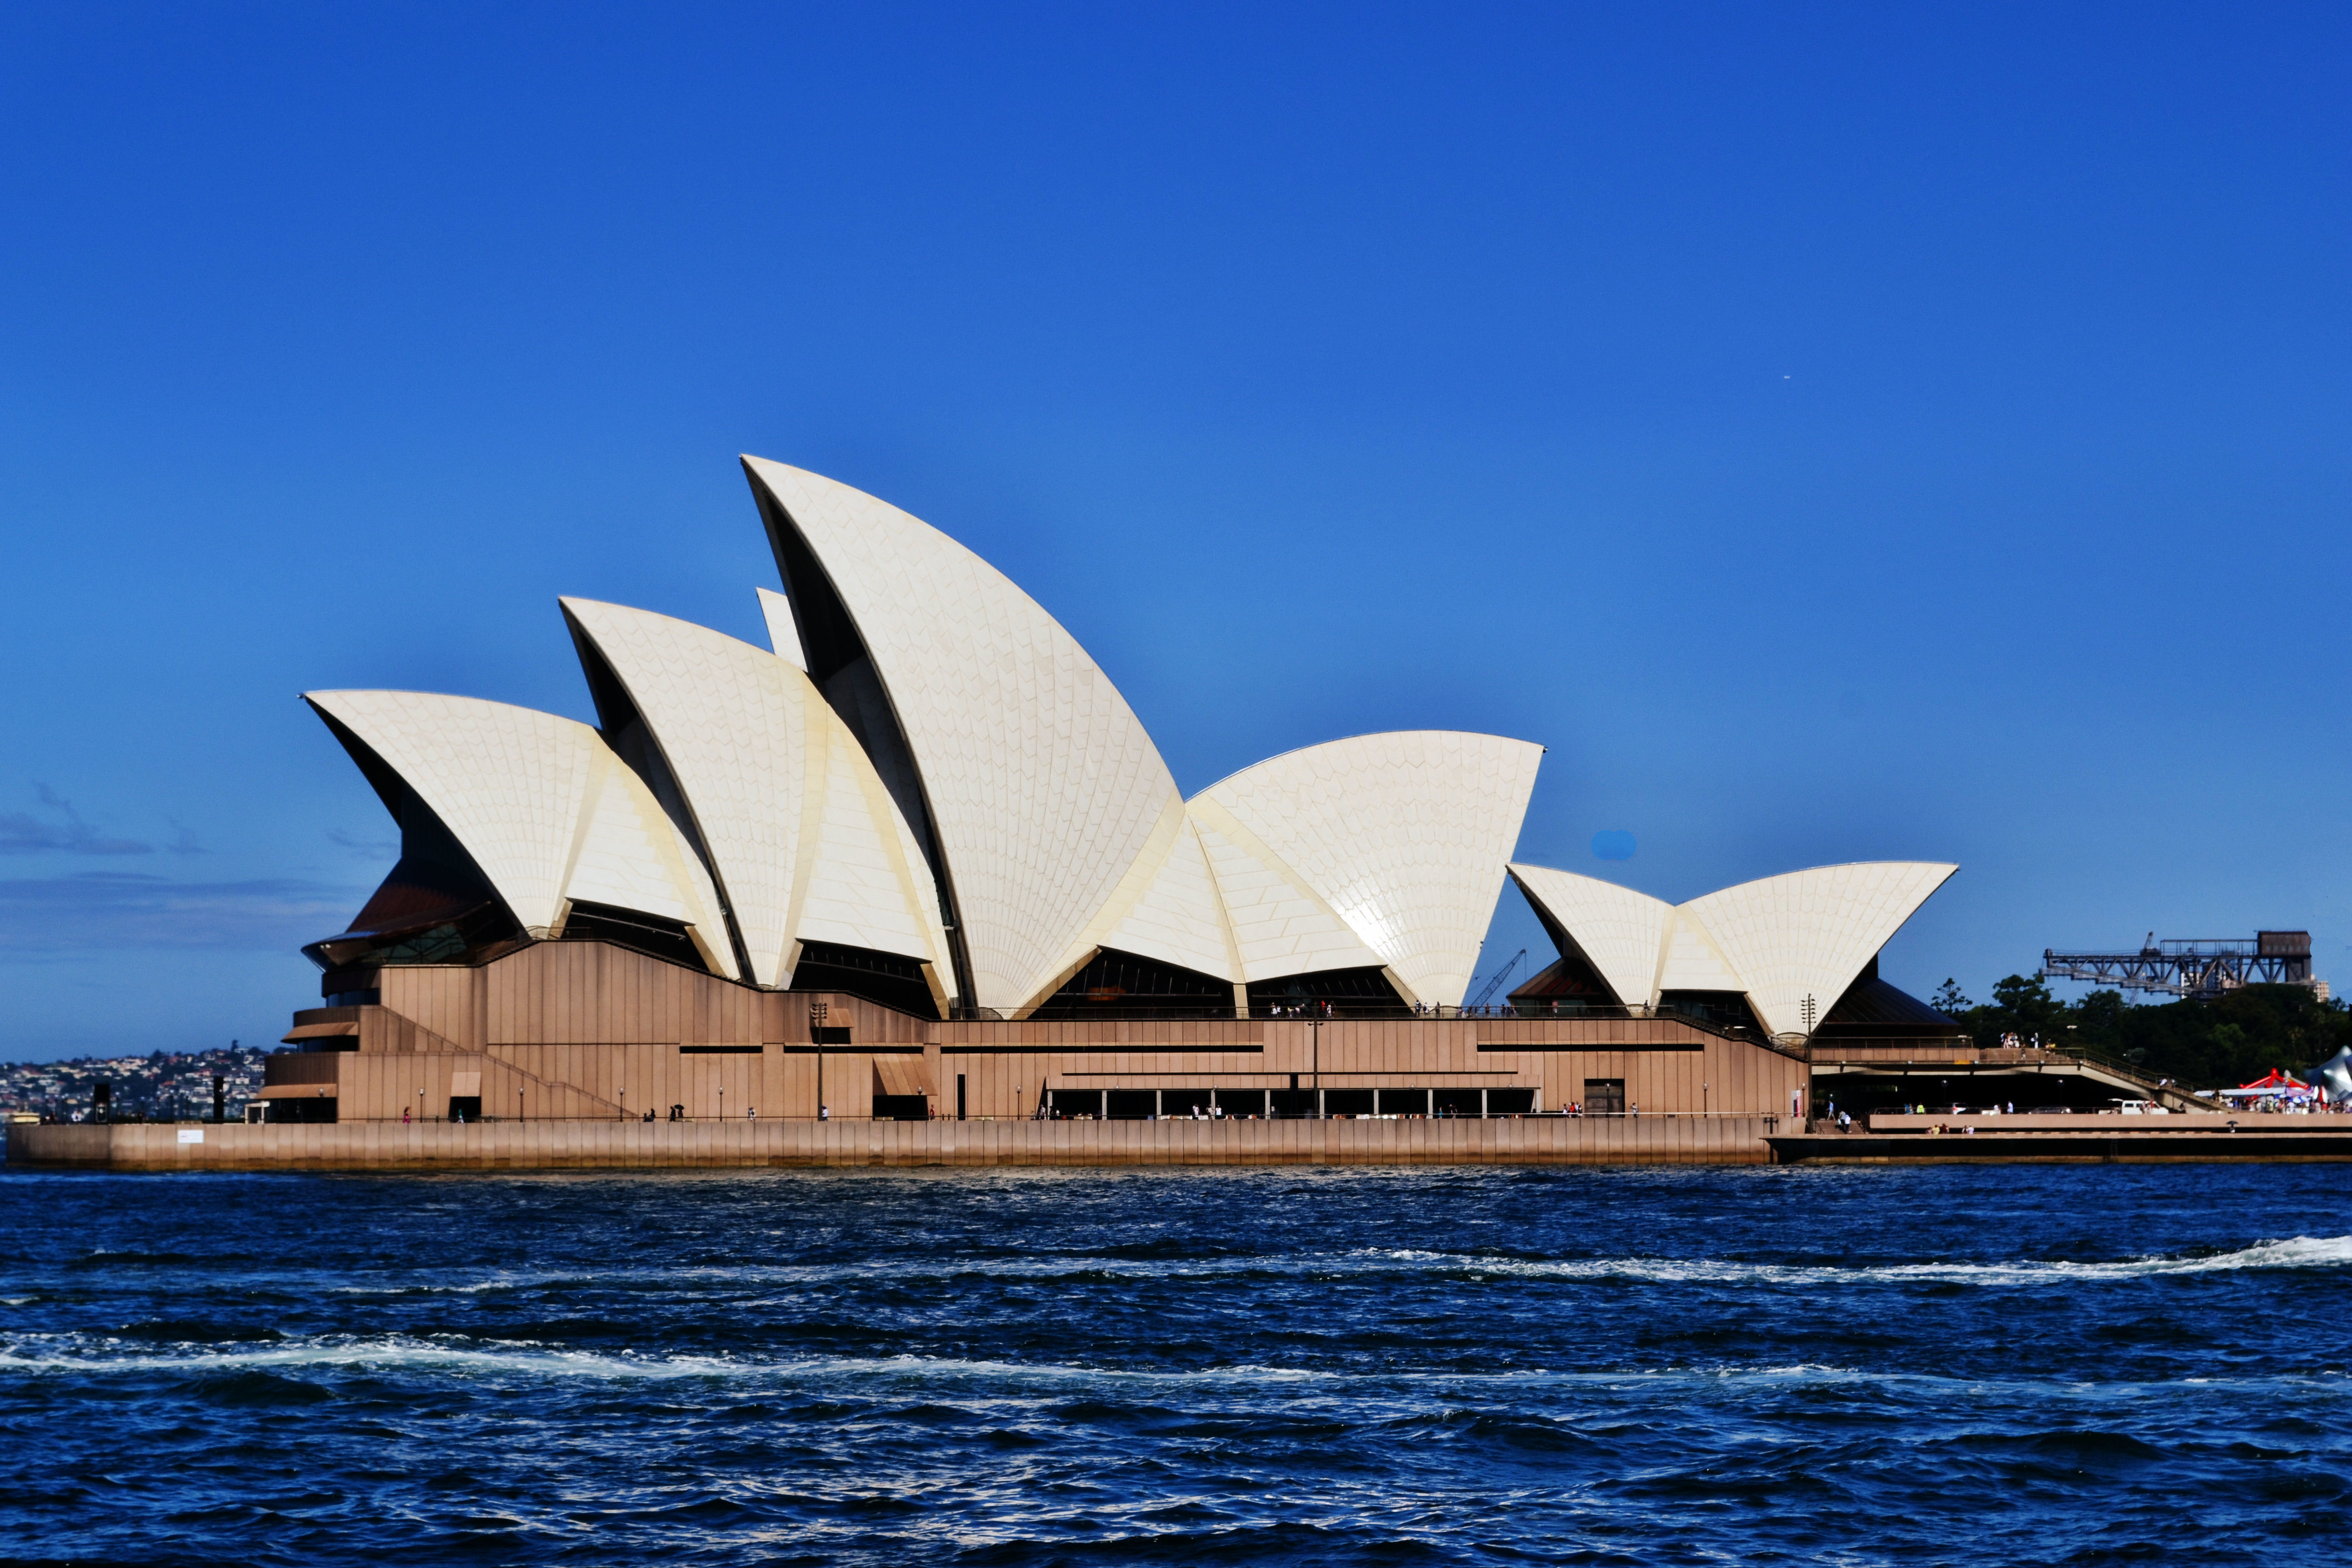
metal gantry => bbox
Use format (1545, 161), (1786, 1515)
(2041, 932), (2314, 1001)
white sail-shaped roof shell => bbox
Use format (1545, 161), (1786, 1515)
(305, 690), (737, 977)
(1019, 801), (1245, 1012)
(1680, 862), (1956, 1037)
(1509, 859), (1956, 1035)
(755, 587), (804, 671)
(1505, 864), (1673, 1008)
(1186, 804), (1388, 985)
(791, 705), (954, 982)
(1192, 732), (1544, 1008)
(560, 598), (952, 993)
(744, 457), (1185, 1015)
(1654, 910), (1749, 994)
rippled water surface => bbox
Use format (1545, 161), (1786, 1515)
(2, 1163), (2347, 1565)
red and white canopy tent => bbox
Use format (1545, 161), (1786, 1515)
(2214, 1069), (2316, 1100)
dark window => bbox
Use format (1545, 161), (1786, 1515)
(793, 942), (940, 1019)
(564, 901), (707, 970)
(956, 1073), (967, 1120)
(1378, 1088), (1430, 1116)
(1584, 1079), (1625, 1114)
(1432, 1089), (1484, 1117)
(873, 1094), (930, 1120)
(811, 1025), (852, 1045)
(1047, 1089), (1105, 1119)
(1657, 991), (1765, 1036)
(1162, 1087), (1214, 1116)
(1105, 1090), (1159, 1120)
(1507, 948), (1622, 1011)
(1248, 967), (1411, 1019)
(1269, 1090), (1318, 1117)
(1214, 1089), (1267, 1117)
(265, 1097), (339, 1124)
(1487, 1088), (1536, 1115)
(1028, 949), (1235, 1021)
(447, 1096), (481, 1122)
(1322, 1088), (1376, 1116)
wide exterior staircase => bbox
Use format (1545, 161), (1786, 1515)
(1806, 1037), (2206, 1112)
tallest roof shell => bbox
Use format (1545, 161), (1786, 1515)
(742, 457), (1185, 1015)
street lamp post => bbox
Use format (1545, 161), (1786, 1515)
(811, 1000), (828, 1120)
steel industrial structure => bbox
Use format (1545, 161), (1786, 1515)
(2040, 932), (2316, 1001)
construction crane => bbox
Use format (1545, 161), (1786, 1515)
(2041, 931), (2317, 1001)
(1469, 949), (1528, 1009)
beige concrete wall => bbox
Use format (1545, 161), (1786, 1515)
(325, 945), (1810, 1125)
(9, 1114), (1782, 1172)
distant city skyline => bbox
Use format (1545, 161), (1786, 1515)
(4, 4), (2348, 1059)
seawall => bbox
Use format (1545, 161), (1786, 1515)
(7, 1115), (1778, 1172)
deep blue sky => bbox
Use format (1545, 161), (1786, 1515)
(3, 4), (2347, 1060)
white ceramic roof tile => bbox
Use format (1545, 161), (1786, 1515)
(1680, 862), (1956, 1037)
(1506, 864), (1674, 1007)
(743, 459), (1186, 1014)
(1026, 803), (1242, 1007)
(561, 752), (693, 922)
(1191, 731), (1544, 1008)
(755, 587), (805, 671)
(305, 691), (734, 976)
(561, 596), (950, 994)
(307, 691), (595, 935)
(1654, 909), (1746, 995)
(1188, 806), (1388, 983)
(1099, 815), (1240, 983)
(562, 598), (808, 985)
(795, 704), (943, 965)
(561, 749), (740, 978)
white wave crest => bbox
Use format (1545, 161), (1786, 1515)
(263, 1234), (2352, 1298)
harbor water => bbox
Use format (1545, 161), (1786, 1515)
(1, 1163), (2345, 1564)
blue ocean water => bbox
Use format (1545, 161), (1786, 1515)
(1, 1163), (2346, 1565)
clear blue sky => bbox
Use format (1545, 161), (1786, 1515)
(3, 4), (2347, 1061)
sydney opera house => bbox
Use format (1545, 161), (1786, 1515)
(263, 457), (1960, 1128)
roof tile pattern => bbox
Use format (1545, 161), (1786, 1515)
(1681, 862), (1956, 1036)
(561, 598), (950, 991)
(1187, 805), (1389, 984)
(562, 599), (807, 984)
(1099, 816), (1242, 985)
(1655, 911), (1745, 994)
(307, 691), (733, 975)
(1193, 732), (1545, 1008)
(743, 458), (1184, 1014)
(1504, 864), (1673, 1007)
(795, 706), (950, 968)
(308, 691), (595, 935)
(1509, 860), (1956, 1036)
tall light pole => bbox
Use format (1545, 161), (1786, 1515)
(1309, 1012), (1323, 1118)
(811, 1000), (828, 1119)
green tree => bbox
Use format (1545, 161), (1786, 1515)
(2071, 989), (2128, 1056)
(1931, 978), (1972, 1017)
(1989, 973), (2063, 1044)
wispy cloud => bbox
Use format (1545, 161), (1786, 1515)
(0, 872), (361, 955)
(0, 785), (153, 856)
(327, 827), (400, 858)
